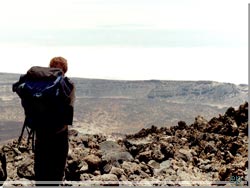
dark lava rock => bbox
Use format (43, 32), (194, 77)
(17, 157), (34, 180)
(0, 102), (248, 186)
(99, 141), (133, 173)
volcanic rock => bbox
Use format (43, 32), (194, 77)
(0, 102), (248, 186)
(16, 157), (34, 180)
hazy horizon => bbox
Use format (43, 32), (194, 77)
(1, 68), (248, 86)
(0, 0), (248, 85)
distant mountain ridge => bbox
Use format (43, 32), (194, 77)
(0, 72), (248, 142)
(72, 77), (247, 107)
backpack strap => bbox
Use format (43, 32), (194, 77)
(18, 121), (26, 146)
(18, 118), (36, 152)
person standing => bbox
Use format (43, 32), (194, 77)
(33, 57), (75, 186)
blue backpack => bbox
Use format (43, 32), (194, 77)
(13, 66), (73, 149)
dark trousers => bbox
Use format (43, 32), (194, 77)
(34, 128), (68, 186)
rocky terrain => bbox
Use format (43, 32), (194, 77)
(0, 102), (248, 186)
(0, 72), (248, 142)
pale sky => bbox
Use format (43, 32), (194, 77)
(0, 0), (248, 84)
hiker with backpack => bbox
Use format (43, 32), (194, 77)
(13, 57), (75, 186)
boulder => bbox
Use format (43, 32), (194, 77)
(99, 141), (133, 173)
(84, 154), (101, 172)
(121, 161), (141, 176)
(17, 157), (35, 180)
(177, 149), (193, 162)
(92, 174), (119, 186)
(109, 166), (126, 178)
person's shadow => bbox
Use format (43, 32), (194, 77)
(0, 149), (7, 186)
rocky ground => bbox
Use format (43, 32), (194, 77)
(0, 102), (248, 186)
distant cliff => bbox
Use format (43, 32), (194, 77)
(72, 78), (247, 107)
